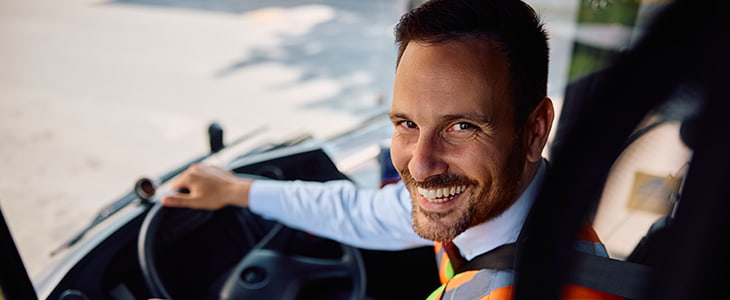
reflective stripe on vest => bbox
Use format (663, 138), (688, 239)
(429, 226), (622, 300)
(427, 269), (514, 300)
(434, 242), (454, 284)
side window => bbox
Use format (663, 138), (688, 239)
(593, 95), (696, 260)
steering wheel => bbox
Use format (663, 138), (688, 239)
(138, 201), (366, 300)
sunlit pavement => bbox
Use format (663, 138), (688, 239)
(0, 0), (579, 277)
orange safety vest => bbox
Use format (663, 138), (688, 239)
(428, 227), (623, 300)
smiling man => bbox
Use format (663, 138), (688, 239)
(162, 0), (620, 299)
(390, 39), (540, 244)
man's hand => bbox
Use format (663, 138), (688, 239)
(160, 164), (252, 209)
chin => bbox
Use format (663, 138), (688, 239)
(412, 207), (468, 242)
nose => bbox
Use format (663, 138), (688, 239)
(407, 134), (448, 182)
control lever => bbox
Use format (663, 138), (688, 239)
(209, 122), (224, 153)
(134, 177), (189, 203)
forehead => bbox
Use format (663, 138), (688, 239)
(392, 40), (513, 118)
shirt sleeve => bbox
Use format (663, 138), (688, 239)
(248, 179), (432, 251)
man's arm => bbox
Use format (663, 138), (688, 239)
(248, 179), (431, 250)
(161, 164), (431, 251)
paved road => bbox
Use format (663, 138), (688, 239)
(0, 0), (576, 277)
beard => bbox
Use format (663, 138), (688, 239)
(401, 139), (527, 242)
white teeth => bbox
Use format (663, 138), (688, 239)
(417, 185), (467, 203)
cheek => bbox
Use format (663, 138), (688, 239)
(457, 147), (499, 181)
(389, 136), (409, 171)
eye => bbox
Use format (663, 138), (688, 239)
(450, 122), (475, 131)
(399, 120), (417, 129)
(443, 121), (479, 144)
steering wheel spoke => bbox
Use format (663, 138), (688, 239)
(219, 223), (365, 300)
(291, 254), (357, 280)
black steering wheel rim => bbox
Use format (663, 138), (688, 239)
(137, 202), (180, 299)
(138, 201), (366, 300)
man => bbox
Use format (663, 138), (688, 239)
(162, 0), (620, 299)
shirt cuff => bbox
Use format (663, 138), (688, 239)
(248, 179), (289, 221)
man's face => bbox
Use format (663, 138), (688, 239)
(390, 40), (527, 242)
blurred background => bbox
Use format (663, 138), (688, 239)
(2, 0), (677, 279)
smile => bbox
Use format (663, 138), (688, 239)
(417, 185), (467, 203)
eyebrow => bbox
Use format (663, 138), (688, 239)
(389, 112), (495, 127)
(389, 112), (407, 120)
(441, 113), (493, 125)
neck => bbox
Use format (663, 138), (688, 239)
(517, 159), (541, 197)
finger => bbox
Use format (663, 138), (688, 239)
(160, 192), (195, 208)
(169, 174), (192, 192)
(169, 165), (201, 191)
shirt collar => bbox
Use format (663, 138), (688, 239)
(452, 159), (546, 260)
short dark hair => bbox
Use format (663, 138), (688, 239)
(394, 0), (549, 128)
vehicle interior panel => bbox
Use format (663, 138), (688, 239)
(46, 215), (147, 300)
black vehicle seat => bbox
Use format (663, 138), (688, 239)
(625, 215), (672, 267)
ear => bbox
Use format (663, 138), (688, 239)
(524, 97), (554, 163)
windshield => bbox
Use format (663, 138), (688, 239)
(0, 0), (405, 278)
(0, 0), (675, 282)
